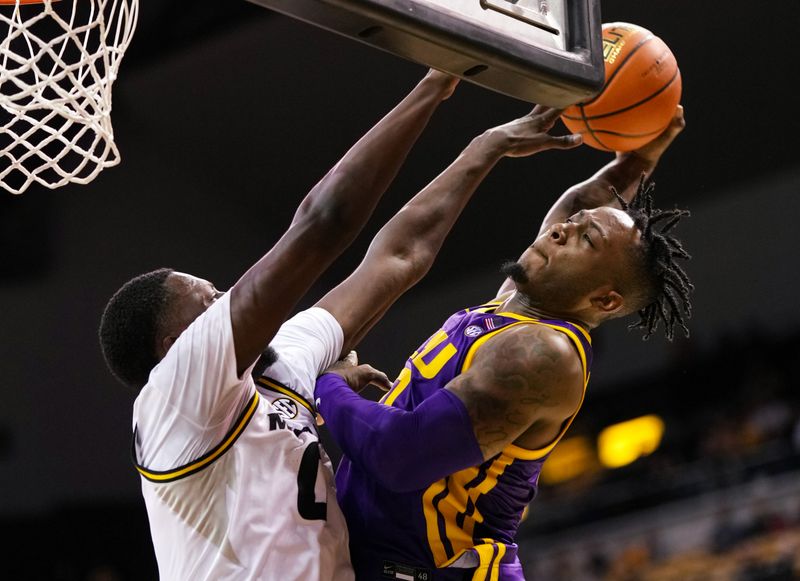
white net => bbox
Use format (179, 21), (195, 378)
(0, 0), (138, 194)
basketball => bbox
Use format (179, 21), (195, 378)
(561, 22), (682, 152)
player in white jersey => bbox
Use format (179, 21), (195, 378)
(133, 298), (352, 579)
(99, 68), (581, 580)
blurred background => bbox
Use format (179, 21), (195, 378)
(2, 1), (800, 579)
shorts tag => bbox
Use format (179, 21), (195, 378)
(382, 560), (431, 581)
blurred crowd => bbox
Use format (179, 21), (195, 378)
(520, 329), (800, 580)
(524, 500), (800, 581)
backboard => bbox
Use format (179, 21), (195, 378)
(249, 0), (604, 107)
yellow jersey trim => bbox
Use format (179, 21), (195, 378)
(409, 304), (594, 568)
(424, 453), (515, 566)
(472, 540), (507, 581)
(460, 318), (590, 461)
(524, 321), (589, 385)
(134, 392), (260, 483)
(495, 311), (592, 344)
(383, 327), (453, 407)
(256, 376), (315, 415)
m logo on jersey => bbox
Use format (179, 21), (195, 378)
(273, 398), (299, 419)
(464, 325), (484, 338)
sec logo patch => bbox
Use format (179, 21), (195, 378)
(272, 398), (299, 420)
(464, 325), (483, 338)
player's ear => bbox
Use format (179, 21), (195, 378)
(590, 289), (624, 314)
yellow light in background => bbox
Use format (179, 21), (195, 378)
(598, 415), (665, 469)
(540, 435), (595, 485)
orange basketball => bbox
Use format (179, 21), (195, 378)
(561, 22), (682, 152)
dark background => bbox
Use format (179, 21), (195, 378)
(2, 1), (800, 578)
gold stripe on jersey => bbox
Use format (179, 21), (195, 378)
(423, 313), (591, 564)
(496, 310), (592, 344)
(383, 328), (453, 407)
(460, 317), (590, 459)
(493, 312), (591, 384)
(424, 453), (515, 567)
(422, 477), (458, 564)
(491, 318), (591, 459)
(525, 321), (589, 384)
(381, 301), (505, 407)
(502, 363), (589, 462)
(255, 376), (315, 415)
(381, 365), (411, 406)
(471, 540), (507, 581)
(134, 392), (259, 483)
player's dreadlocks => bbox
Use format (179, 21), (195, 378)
(612, 176), (693, 341)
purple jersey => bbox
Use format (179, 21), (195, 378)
(336, 299), (592, 581)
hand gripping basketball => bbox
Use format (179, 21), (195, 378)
(561, 22), (682, 152)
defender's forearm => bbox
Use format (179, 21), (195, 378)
(365, 132), (505, 280)
(291, 73), (456, 244)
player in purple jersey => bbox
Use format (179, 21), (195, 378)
(100, 67), (588, 579)
(314, 108), (692, 580)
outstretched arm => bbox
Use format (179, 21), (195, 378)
(229, 70), (458, 375)
(315, 105), (582, 353)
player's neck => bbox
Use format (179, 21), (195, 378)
(499, 291), (594, 329)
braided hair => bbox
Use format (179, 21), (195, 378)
(612, 177), (693, 340)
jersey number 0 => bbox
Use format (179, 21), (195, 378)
(297, 441), (327, 521)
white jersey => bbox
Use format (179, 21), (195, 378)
(132, 292), (353, 581)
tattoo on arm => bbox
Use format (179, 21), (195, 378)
(448, 328), (578, 459)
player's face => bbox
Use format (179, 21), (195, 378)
(165, 272), (224, 336)
(514, 207), (640, 313)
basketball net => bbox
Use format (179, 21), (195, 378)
(0, 0), (138, 194)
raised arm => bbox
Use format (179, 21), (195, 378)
(495, 106), (686, 297)
(229, 70), (458, 375)
(538, 106), (686, 237)
(315, 105), (582, 353)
